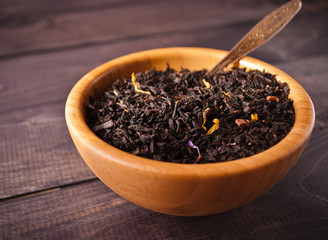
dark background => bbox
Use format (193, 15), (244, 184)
(0, 0), (327, 239)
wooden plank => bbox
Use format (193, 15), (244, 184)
(0, 0), (147, 18)
(1, 0), (325, 19)
(0, 13), (327, 116)
(0, 0), (278, 57)
(0, 14), (327, 199)
(248, 14), (328, 63)
(0, 22), (251, 114)
(274, 57), (328, 130)
(0, 103), (95, 198)
(1, 130), (328, 238)
(0, 1), (327, 238)
(0, 102), (95, 199)
(1, 0), (326, 58)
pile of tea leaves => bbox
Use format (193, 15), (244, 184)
(86, 66), (295, 164)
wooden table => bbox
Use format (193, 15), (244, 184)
(1, 0), (327, 239)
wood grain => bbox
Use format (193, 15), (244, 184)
(0, 0), (277, 57)
(1, 0), (327, 237)
(1, 129), (328, 239)
(0, 14), (327, 117)
(0, 0), (148, 18)
(0, 12), (327, 200)
(0, 102), (95, 199)
(1, 0), (326, 58)
(274, 56), (328, 130)
(65, 47), (314, 215)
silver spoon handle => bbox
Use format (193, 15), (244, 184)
(208, 0), (302, 75)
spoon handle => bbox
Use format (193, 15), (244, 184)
(208, 0), (302, 75)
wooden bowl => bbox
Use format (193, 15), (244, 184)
(65, 47), (314, 216)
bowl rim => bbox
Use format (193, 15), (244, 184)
(65, 47), (315, 178)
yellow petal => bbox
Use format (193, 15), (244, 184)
(202, 108), (211, 131)
(206, 119), (220, 135)
(222, 91), (231, 98)
(251, 114), (258, 121)
(131, 72), (151, 95)
(136, 88), (152, 95)
(202, 79), (211, 89)
(131, 72), (136, 85)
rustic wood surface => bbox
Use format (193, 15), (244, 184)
(0, 0), (327, 239)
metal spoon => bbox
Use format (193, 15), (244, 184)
(208, 0), (302, 75)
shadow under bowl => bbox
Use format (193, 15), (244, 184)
(65, 47), (315, 216)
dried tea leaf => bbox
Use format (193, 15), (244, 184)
(86, 67), (294, 164)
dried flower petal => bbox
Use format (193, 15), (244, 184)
(206, 118), (220, 135)
(222, 91), (231, 98)
(188, 140), (202, 164)
(202, 78), (211, 89)
(235, 119), (250, 129)
(188, 140), (200, 155)
(217, 145), (224, 152)
(202, 108), (211, 131)
(131, 72), (151, 95)
(251, 114), (258, 121)
(118, 100), (128, 112)
(266, 96), (279, 102)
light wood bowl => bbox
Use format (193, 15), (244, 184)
(65, 47), (314, 216)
